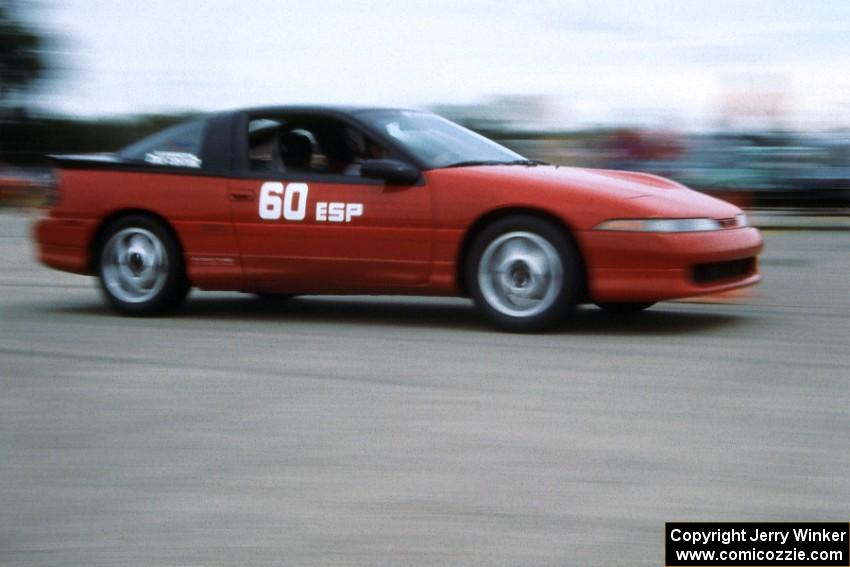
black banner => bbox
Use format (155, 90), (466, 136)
(666, 522), (849, 566)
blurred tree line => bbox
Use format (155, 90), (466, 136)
(0, 0), (44, 107)
(1, 114), (198, 165)
(1, 2), (192, 165)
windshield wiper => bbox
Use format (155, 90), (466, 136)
(444, 159), (549, 168)
(444, 160), (509, 168)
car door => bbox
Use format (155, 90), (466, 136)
(227, 113), (433, 293)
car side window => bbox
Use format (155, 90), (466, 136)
(118, 119), (206, 168)
(246, 115), (390, 178)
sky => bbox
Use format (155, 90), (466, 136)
(30, 0), (850, 128)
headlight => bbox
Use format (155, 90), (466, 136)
(594, 218), (723, 232)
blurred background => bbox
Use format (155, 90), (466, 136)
(3, 4), (850, 566)
(2, 0), (850, 211)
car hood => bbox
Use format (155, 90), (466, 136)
(428, 165), (742, 220)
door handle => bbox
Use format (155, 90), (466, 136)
(229, 190), (255, 202)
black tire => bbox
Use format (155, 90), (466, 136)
(466, 215), (583, 332)
(95, 214), (189, 315)
(595, 302), (656, 313)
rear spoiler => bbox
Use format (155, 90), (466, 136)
(47, 153), (209, 176)
(47, 153), (124, 169)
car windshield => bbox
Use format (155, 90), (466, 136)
(357, 110), (525, 169)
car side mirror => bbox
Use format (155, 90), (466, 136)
(361, 159), (420, 185)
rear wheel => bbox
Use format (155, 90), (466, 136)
(97, 215), (189, 315)
(467, 215), (582, 332)
(595, 301), (656, 313)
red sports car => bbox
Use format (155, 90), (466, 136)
(34, 106), (762, 331)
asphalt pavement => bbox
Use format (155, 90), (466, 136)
(2, 211), (849, 566)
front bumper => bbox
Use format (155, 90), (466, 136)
(579, 226), (764, 302)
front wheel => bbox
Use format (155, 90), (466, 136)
(97, 215), (189, 315)
(467, 216), (583, 332)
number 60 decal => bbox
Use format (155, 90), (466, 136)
(258, 181), (364, 223)
(259, 182), (307, 221)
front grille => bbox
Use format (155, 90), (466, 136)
(692, 257), (755, 284)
